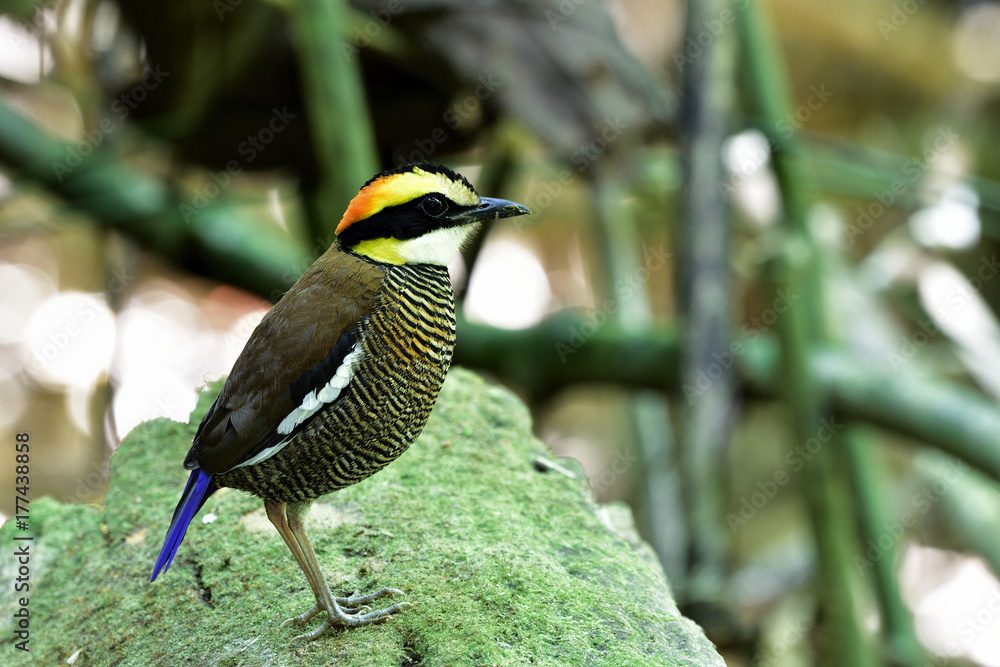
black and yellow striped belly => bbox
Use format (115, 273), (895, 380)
(219, 264), (456, 503)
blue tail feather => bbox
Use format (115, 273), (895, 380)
(150, 469), (216, 582)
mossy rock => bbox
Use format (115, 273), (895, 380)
(0, 368), (723, 666)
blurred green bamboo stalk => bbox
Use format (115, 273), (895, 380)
(767, 252), (876, 666)
(592, 173), (688, 588)
(676, 0), (738, 610)
(843, 426), (926, 666)
(0, 100), (312, 298)
(737, 2), (878, 664)
(928, 451), (1000, 582)
(456, 316), (1000, 488)
(288, 0), (378, 242)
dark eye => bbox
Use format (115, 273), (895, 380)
(421, 195), (447, 217)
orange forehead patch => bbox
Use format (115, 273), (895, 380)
(336, 167), (479, 235)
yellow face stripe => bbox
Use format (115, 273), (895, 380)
(337, 167), (480, 234)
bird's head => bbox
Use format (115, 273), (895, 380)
(335, 163), (530, 265)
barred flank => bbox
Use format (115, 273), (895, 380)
(218, 265), (456, 502)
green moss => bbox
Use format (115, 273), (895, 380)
(0, 369), (722, 666)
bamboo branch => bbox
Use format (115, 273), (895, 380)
(676, 0), (739, 604)
(591, 170), (688, 588)
(818, 354), (1000, 483)
(0, 101), (311, 298)
(738, 1), (876, 662)
(843, 426), (926, 666)
(288, 0), (378, 241)
(455, 316), (1000, 486)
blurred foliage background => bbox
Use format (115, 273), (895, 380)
(3, 0), (1000, 664)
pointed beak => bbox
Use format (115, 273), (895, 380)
(452, 197), (531, 226)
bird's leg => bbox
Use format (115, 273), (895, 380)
(285, 502), (411, 641)
(282, 500), (411, 641)
(264, 501), (325, 626)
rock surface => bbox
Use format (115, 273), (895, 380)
(0, 368), (723, 666)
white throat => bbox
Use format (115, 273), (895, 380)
(397, 224), (478, 266)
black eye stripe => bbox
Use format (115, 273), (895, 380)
(338, 193), (480, 249)
(339, 203), (462, 245)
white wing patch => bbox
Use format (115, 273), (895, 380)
(278, 341), (366, 435)
(229, 340), (366, 471)
(230, 435), (292, 470)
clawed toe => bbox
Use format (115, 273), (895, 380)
(284, 589), (411, 642)
(334, 587), (404, 607)
(280, 603), (323, 628)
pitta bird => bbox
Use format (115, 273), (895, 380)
(150, 163), (530, 641)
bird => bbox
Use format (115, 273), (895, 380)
(149, 162), (530, 642)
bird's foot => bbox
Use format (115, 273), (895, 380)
(279, 604), (323, 628)
(284, 588), (411, 643)
(334, 587), (404, 610)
